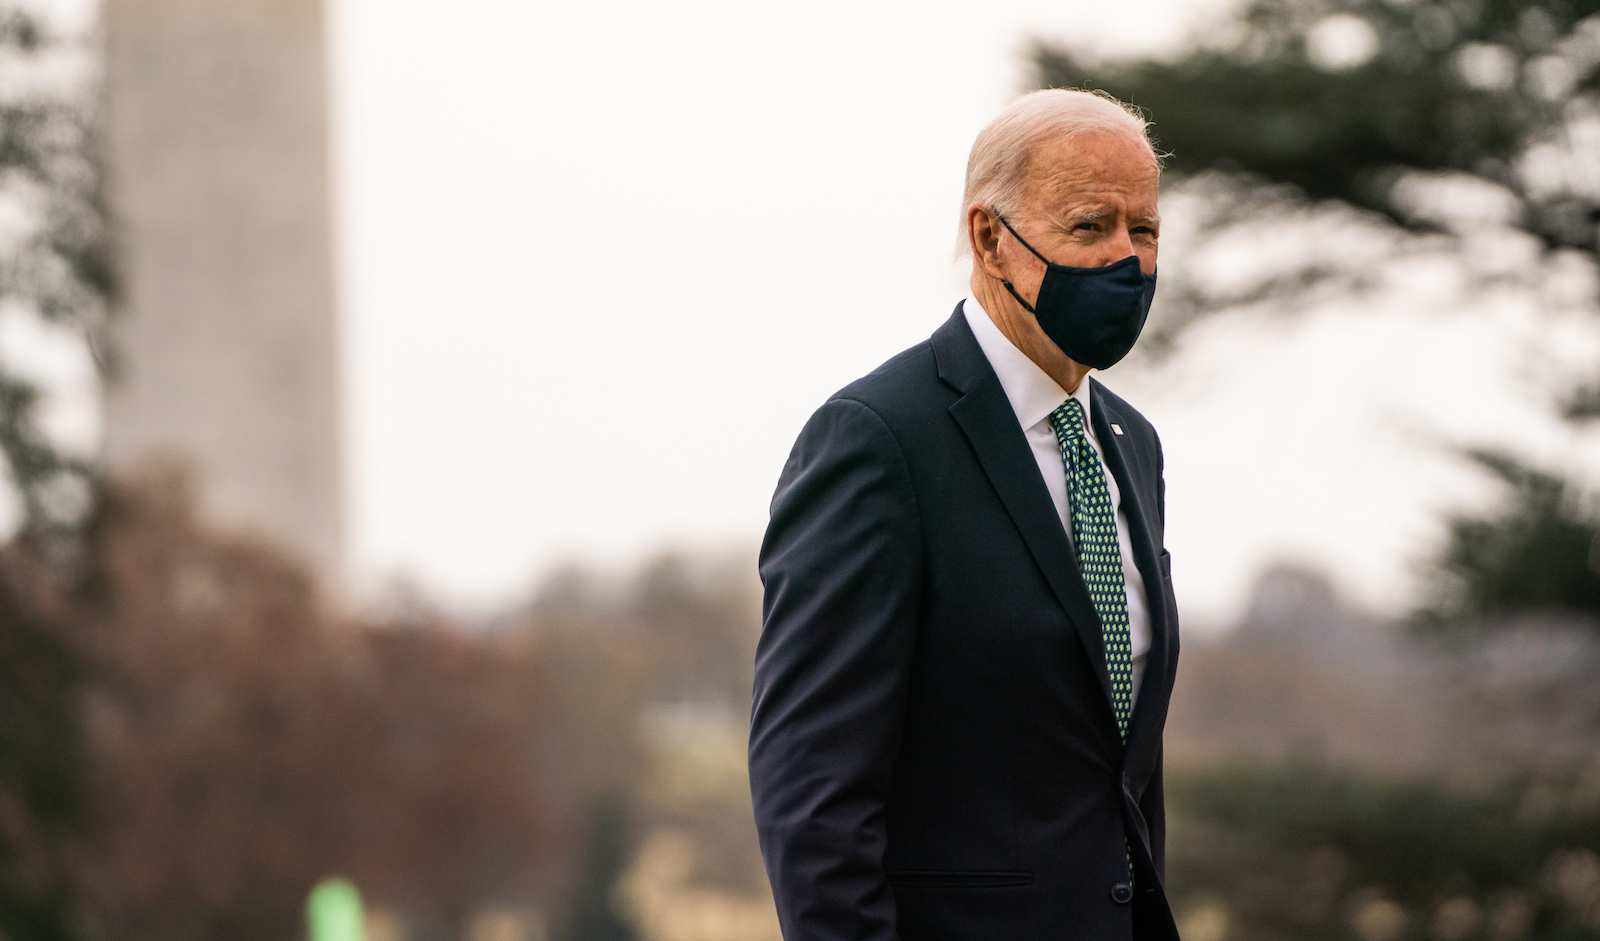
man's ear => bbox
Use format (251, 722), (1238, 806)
(968, 206), (1007, 281)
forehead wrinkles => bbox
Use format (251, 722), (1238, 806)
(1034, 169), (1156, 202)
(1028, 169), (1159, 220)
(1023, 126), (1154, 178)
(1024, 142), (1159, 214)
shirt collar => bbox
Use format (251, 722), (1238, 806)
(963, 294), (1093, 431)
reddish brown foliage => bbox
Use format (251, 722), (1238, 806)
(48, 474), (576, 940)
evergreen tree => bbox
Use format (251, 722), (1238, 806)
(554, 795), (641, 941)
(0, 6), (111, 548)
(1418, 451), (1600, 625)
(0, 7), (113, 939)
(0, 567), (84, 941)
(1035, 0), (1600, 625)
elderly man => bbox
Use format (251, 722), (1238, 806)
(749, 89), (1181, 941)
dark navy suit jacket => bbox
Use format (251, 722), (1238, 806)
(750, 305), (1182, 941)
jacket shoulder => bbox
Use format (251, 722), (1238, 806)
(827, 340), (946, 422)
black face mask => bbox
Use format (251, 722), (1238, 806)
(995, 213), (1157, 370)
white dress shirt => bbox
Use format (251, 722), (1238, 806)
(963, 295), (1153, 701)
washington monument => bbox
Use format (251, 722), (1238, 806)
(101, 0), (342, 575)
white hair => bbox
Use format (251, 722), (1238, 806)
(957, 88), (1159, 257)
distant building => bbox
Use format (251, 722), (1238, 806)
(1234, 562), (1399, 672)
(101, 0), (342, 575)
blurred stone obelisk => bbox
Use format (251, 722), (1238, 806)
(101, 0), (343, 576)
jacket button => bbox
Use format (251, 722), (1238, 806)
(1111, 882), (1133, 904)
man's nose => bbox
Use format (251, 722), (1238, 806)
(1097, 229), (1136, 267)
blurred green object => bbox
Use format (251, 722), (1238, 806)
(307, 878), (366, 941)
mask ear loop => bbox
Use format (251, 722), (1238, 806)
(992, 211), (1050, 314)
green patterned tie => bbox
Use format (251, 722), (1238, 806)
(1049, 397), (1134, 742)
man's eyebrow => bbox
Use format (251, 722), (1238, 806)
(1058, 208), (1116, 226)
(1057, 208), (1162, 227)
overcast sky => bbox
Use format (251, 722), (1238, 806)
(330, 0), (1600, 625)
(24, 0), (1600, 626)
(327, 0), (1257, 614)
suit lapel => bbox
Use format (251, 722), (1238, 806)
(932, 308), (1116, 713)
(1089, 380), (1171, 756)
